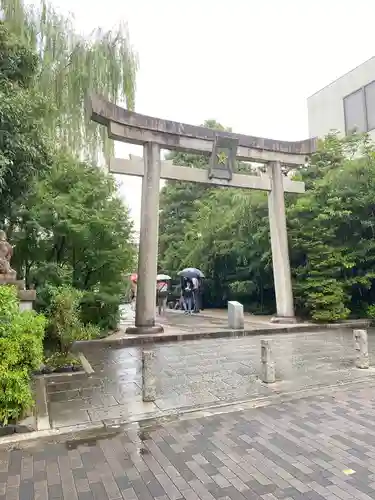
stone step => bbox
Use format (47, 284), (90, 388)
(0, 278), (25, 289)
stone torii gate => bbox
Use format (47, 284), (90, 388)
(89, 94), (316, 334)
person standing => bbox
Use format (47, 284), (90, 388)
(130, 279), (137, 312)
(191, 276), (200, 313)
(183, 279), (194, 314)
(199, 278), (204, 311)
(156, 279), (169, 315)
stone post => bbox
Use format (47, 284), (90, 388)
(34, 376), (50, 430)
(142, 350), (156, 402)
(127, 142), (163, 335)
(267, 161), (295, 323)
(18, 290), (36, 311)
(353, 329), (369, 369)
(228, 301), (244, 329)
(260, 339), (275, 383)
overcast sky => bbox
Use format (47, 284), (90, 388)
(49, 0), (375, 230)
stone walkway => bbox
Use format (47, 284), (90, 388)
(48, 328), (375, 429)
(3, 383), (375, 499)
(113, 307), (295, 339)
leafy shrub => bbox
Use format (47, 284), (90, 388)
(47, 285), (100, 356)
(80, 291), (120, 331)
(0, 368), (33, 425)
(38, 282), (121, 334)
(367, 304), (375, 319)
(0, 282), (19, 331)
(0, 285), (46, 425)
(299, 278), (350, 322)
(32, 263), (74, 313)
(45, 352), (81, 368)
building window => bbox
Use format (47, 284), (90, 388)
(365, 81), (375, 131)
(344, 81), (375, 134)
(344, 89), (366, 134)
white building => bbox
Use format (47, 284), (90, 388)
(307, 56), (375, 140)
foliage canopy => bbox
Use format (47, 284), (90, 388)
(1, 0), (138, 161)
(159, 131), (375, 321)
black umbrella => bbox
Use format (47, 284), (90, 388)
(178, 267), (205, 279)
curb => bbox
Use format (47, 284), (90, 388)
(73, 320), (371, 349)
(78, 352), (95, 376)
(15, 354), (96, 436)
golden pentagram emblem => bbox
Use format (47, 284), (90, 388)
(208, 135), (238, 181)
(216, 151), (228, 165)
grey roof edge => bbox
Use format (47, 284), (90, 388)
(88, 93), (317, 155)
(307, 55), (375, 100)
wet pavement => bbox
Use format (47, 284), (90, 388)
(115, 307), (288, 337)
(4, 383), (375, 499)
(48, 327), (375, 429)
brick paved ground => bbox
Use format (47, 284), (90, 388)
(3, 384), (375, 499)
(48, 328), (375, 429)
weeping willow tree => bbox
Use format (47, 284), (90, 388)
(1, 0), (138, 161)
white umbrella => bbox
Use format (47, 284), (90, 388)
(157, 274), (171, 281)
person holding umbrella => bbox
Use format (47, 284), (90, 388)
(156, 274), (171, 315)
(180, 277), (193, 314)
(178, 268), (205, 314)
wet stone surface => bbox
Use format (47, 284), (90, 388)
(47, 328), (375, 429)
(118, 306), (277, 334)
(4, 384), (375, 499)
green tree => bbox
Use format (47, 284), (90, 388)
(159, 126), (375, 319)
(158, 120), (275, 309)
(176, 186), (274, 310)
(159, 173), (210, 274)
(289, 133), (375, 320)
(0, 23), (135, 332)
(12, 154), (135, 329)
(1, 0), (138, 161)
(158, 120), (228, 274)
(0, 21), (53, 230)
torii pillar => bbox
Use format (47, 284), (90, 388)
(89, 94), (317, 333)
(128, 142), (163, 334)
(267, 161), (294, 321)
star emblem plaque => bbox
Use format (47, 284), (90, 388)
(208, 135), (238, 181)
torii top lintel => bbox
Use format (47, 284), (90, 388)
(89, 94), (317, 165)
